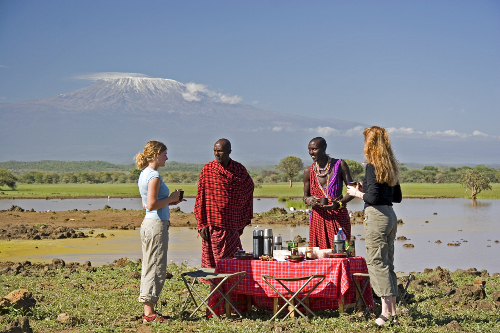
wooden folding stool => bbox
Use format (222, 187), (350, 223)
(181, 268), (246, 319)
(262, 274), (325, 321)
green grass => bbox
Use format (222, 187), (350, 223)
(1, 262), (499, 332)
(399, 183), (500, 199)
(1, 183), (500, 199)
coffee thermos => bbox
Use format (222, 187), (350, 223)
(253, 230), (263, 259)
(334, 234), (345, 253)
(273, 235), (282, 250)
(263, 229), (274, 256)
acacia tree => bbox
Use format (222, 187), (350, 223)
(0, 168), (17, 189)
(343, 159), (363, 180)
(460, 169), (492, 200)
(276, 156), (304, 188)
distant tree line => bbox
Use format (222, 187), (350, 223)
(9, 170), (201, 185)
(399, 165), (500, 184)
(0, 161), (498, 190)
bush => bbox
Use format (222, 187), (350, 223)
(0, 168), (17, 189)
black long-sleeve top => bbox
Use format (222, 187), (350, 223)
(363, 164), (402, 209)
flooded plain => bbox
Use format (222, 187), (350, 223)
(1, 198), (499, 273)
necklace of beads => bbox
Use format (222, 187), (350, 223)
(313, 157), (332, 177)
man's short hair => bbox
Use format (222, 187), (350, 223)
(310, 137), (327, 149)
(216, 138), (231, 152)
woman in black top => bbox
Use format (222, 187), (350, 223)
(347, 126), (402, 327)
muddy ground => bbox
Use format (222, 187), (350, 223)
(0, 205), (368, 240)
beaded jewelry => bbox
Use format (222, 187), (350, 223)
(313, 157), (332, 177)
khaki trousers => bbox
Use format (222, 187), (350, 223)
(138, 218), (170, 304)
(364, 205), (398, 297)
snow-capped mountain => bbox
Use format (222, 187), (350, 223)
(0, 78), (365, 163)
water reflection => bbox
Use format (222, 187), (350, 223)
(469, 199), (492, 208)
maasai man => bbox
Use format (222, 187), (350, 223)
(303, 137), (355, 249)
(195, 138), (254, 268)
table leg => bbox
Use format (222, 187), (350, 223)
(246, 295), (252, 313)
(225, 294), (231, 317)
(339, 297), (344, 313)
(305, 298), (311, 318)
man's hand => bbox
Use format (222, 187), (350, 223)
(322, 201), (341, 211)
(304, 196), (319, 207)
(199, 227), (210, 241)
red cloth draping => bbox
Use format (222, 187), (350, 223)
(208, 257), (374, 315)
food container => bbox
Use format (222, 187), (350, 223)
(273, 250), (290, 261)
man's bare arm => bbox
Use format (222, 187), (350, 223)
(340, 160), (355, 205)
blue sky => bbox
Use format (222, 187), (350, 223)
(0, 0), (499, 163)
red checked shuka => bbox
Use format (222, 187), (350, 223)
(195, 160), (254, 268)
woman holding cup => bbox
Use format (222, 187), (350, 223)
(347, 127), (402, 327)
(134, 140), (182, 323)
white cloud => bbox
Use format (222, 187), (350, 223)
(252, 101), (259, 105)
(0, 65), (8, 68)
(272, 127), (283, 132)
(386, 127), (499, 140)
(217, 93), (243, 104)
(427, 130), (468, 138)
(472, 130), (488, 137)
(345, 126), (365, 136)
(308, 126), (338, 136)
(74, 72), (150, 81)
(182, 82), (206, 102)
(300, 125), (500, 141)
(181, 82), (242, 104)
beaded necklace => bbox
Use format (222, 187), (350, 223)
(313, 157), (332, 177)
(313, 157), (332, 198)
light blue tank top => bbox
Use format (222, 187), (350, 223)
(138, 168), (170, 221)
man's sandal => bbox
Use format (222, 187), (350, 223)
(143, 313), (170, 323)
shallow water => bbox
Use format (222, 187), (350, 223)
(1, 198), (499, 273)
(0, 197), (287, 213)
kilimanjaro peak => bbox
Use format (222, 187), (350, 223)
(0, 77), (364, 163)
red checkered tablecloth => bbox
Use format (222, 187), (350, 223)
(208, 257), (374, 316)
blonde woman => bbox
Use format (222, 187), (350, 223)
(347, 126), (402, 327)
(134, 140), (181, 323)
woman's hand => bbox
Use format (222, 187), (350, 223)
(347, 184), (363, 199)
(168, 190), (182, 205)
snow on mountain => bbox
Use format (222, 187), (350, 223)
(0, 77), (365, 163)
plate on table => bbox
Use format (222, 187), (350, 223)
(325, 252), (347, 258)
(285, 255), (305, 263)
(234, 253), (253, 260)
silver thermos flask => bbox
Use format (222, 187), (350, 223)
(253, 230), (264, 259)
(263, 229), (273, 256)
(273, 235), (282, 250)
(334, 234), (344, 253)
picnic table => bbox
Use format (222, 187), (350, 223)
(208, 256), (374, 316)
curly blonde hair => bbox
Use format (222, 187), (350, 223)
(363, 126), (399, 186)
(134, 140), (167, 170)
